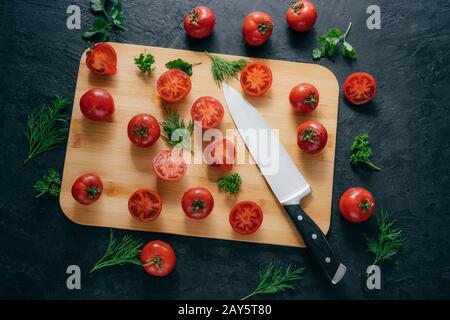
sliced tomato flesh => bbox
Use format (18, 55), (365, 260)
(230, 201), (263, 235)
(153, 150), (187, 181)
(128, 189), (162, 222)
(157, 69), (192, 102)
(191, 96), (224, 129)
(240, 62), (273, 96)
(344, 73), (377, 105)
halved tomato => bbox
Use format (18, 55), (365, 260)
(191, 96), (224, 129)
(240, 62), (273, 96)
(229, 201), (263, 235)
(86, 43), (117, 75)
(156, 69), (192, 102)
(128, 188), (162, 222)
(203, 138), (236, 171)
(152, 150), (187, 181)
(343, 72), (377, 105)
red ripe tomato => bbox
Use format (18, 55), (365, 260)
(286, 1), (318, 32)
(156, 69), (192, 102)
(181, 187), (214, 219)
(85, 42), (117, 75)
(242, 12), (274, 46)
(127, 114), (160, 148)
(289, 83), (319, 113)
(229, 201), (263, 235)
(339, 187), (375, 223)
(191, 96), (224, 129)
(140, 240), (176, 277)
(79, 88), (115, 121)
(297, 120), (328, 154)
(183, 6), (216, 39)
(240, 62), (273, 97)
(203, 138), (236, 171)
(152, 150), (187, 181)
(71, 173), (103, 205)
(343, 72), (377, 105)
(128, 188), (162, 222)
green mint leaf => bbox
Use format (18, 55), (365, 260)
(165, 59), (195, 76)
(90, 0), (105, 12)
(341, 41), (357, 59)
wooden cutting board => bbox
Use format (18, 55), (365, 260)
(59, 42), (339, 248)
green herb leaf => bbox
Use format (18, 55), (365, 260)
(312, 22), (356, 61)
(24, 97), (69, 164)
(109, 0), (125, 29)
(91, 229), (144, 273)
(205, 52), (248, 87)
(350, 134), (381, 171)
(34, 168), (61, 198)
(83, 0), (125, 43)
(165, 58), (201, 77)
(365, 210), (402, 268)
(160, 107), (193, 151)
(312, 46), (325, 60)
(82, 18), (111, 41)
(218, 173), (242, 194)
(241, 263), (306, 300)
(341, 41), (357, 59)
(134, 52), (155, 73)
(90, 0), (105, 12)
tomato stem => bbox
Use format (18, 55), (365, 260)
(301, 128), (320, 144)
(258, 21), (273, 35)
(342, 22), (352, 41)
(86, 186), (101, 200)
(358, 199), (373, 211)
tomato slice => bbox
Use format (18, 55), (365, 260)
(191, 96), (224, 129)
(152, 150), (187, 181)
(343, 72), (377, 105)
(240, 62), (273, 96)
(156, 69), (192, 102)
(86, 43), (117, 75)
(229, 201), (263, 235)
(128, 189), (162, 222)
(203, 138), (236, 171)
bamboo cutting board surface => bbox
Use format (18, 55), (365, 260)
(59, 42), (339, 248)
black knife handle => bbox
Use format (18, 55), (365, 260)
(283, 204), (347, 284)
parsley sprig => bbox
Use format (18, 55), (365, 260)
(365, 210), (402, 268)
(205, 52), (248, 87)
(350, 134), (381, 171)
(34, 168), (61, 198)
(218, 173), (242, 194)
(160, 108), (193, 150)
(82, 0), (125, 43)
(241, 263), (306, 300)
(91, 229), (144, 273)
(313, 22), (356, 60)
(24, 97), (70, 164)
(134, 52), (155, 73)
(165, 59), (201, 76)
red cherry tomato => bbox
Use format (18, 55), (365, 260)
(240, 62), (273, 97)
(71, 173), (103, 205)
(289, 83), (319, 113)
(152, 150), (187, 181)
(85, 42), (117, 75)
(203, 138), (236, 171)
(229, 201), (263, 235)
(183, 6), (216, 39)
(156, 69), (192, 102)
(127, 114), (160, 147)
(79, 88), (115, 121)
(286, 1), (318, 32)
(343, 72), (377, 105)
(297, 120), (328, 154)
(128, 188), (162, 222)
(242, 12), (274, 46)
(181, 187), (214, 219)
(339, 187), (375, 223)
(191, 96), (224, 129)
(140, 240), (176, 277)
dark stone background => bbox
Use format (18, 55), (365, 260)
(1, 0), (449, 299)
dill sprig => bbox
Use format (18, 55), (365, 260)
(91, 229), (144, 273)
(365, 210), (402, 268)
(241, 263), (306, 300)
(24, 97), (70, 164)
(160, 107), (193, 151)
(205, 52), (248, 87)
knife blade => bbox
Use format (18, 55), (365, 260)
(222, 83), (346, 284)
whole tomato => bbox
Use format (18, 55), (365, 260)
(79, 88), (115, 121)
(85, 42), (117, 75)
(140, 240), (176, 277)
(242, 11), (274, 46)
(339, 187), (375, 223)
(184, 6), (216, 39)
(71, 173), (103, 205)
(289, 83), (320, 113)
(286, 1), (318, 32)
(297, 120), (328, 154)
(181, 187), (214, 219)
(127, 114), (160, 147)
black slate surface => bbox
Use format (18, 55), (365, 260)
(0, 0), (449, 299)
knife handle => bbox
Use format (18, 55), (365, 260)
(283, 204), (347, 284)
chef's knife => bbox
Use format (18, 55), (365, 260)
(222, 83), (346, 284)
